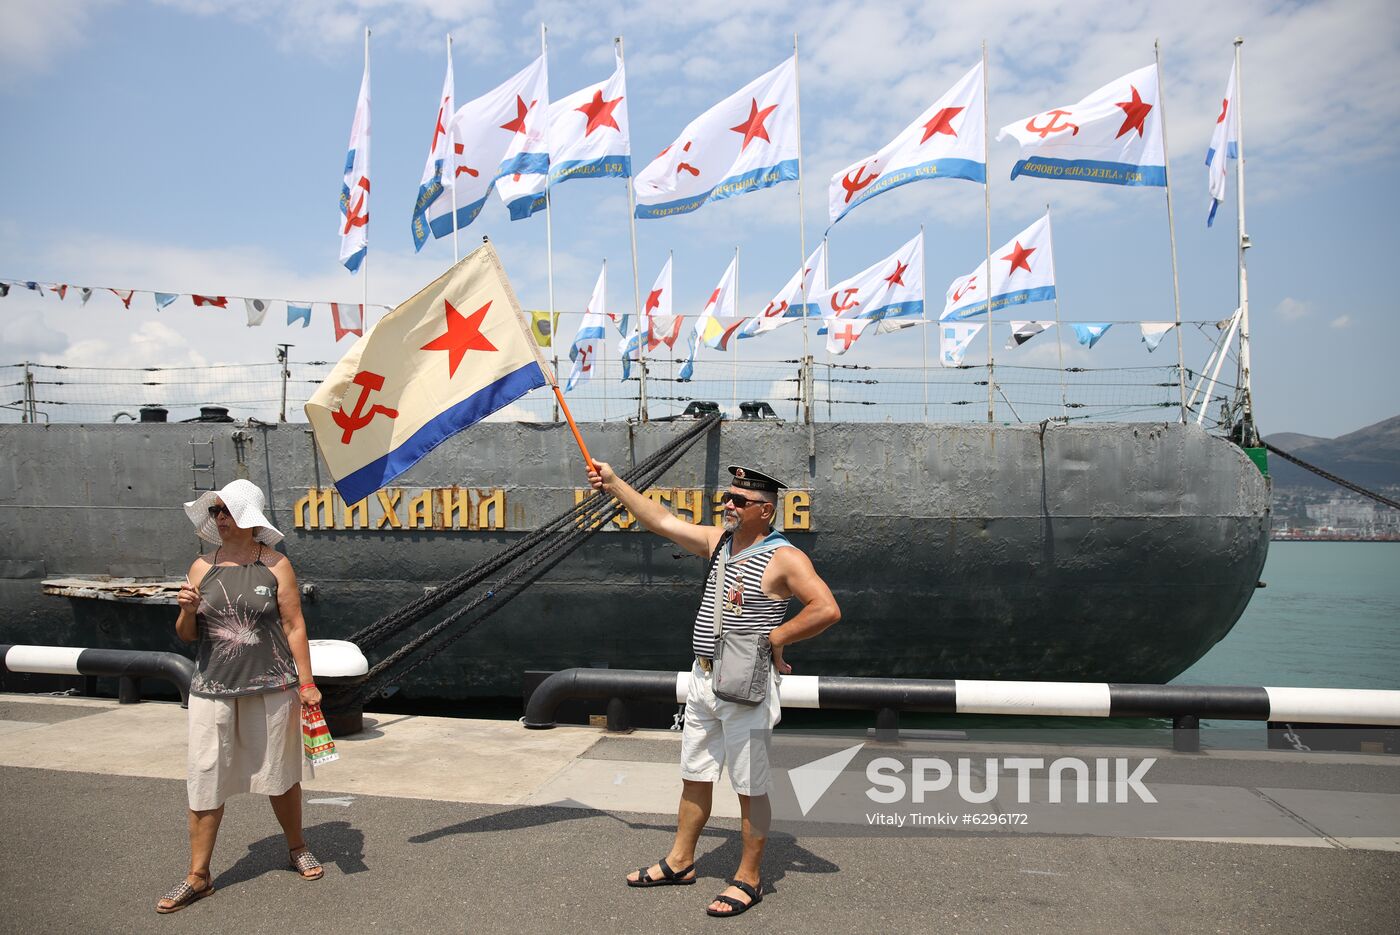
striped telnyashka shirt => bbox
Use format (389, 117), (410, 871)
(691, 531), (793, 659)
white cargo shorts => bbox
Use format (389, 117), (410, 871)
(679, 660), (782, 795)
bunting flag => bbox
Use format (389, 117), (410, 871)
(1206, 60), (1240, 227)
(154, 292), (178, 310)
(619, 327), (639, 382)
(999, 64), (1165, 187)
(192, 295), (228, 308)
(1071, 322), (1112, 347)
(411, 49), (455, 251)
(1140, 322), (1173, 352)
(497, 49), (631, 220)
(306, 243), (552, 506)
(339, 53), (371, 273)
(1006, 320), (1053, 349)
(940, 321), (983, 367)
(79, 288), (93, 305)
(54, 284), (68, 300)
(110, 289), (134, 309)
(245, 298), (271, 327)
(814, 231), (924, 332)
(828, 62), (985, 226)
(26, 282), (44, 295)
(427, 55), (549, 238)
(635, 57), (798, 219)
(739, 241), (827, 340)
(331, 302), (364, 342)
(567, 266), (609, 392)
(288, 304), (313, 328)
(824, 317), (874, 355)
(943, 213), (1056, 321)
(529, 310), (560, 347)
(649, 314), (685, 352)
(0, 283), (8, 298)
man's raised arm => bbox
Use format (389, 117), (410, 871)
(588, 461), (718, 558)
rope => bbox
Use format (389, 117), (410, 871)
(1263, 442), (1400, 511)
(337, 414), (722, 703)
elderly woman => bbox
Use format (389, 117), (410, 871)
(156, 479), (324, 913)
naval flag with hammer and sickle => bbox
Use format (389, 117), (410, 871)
(306, 242), (553, 506)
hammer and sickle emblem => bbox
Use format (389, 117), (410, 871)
(341, 177), (369, 234)
(830, 288), (860, 313)
(953, 276), (978, 304)
(331, 370), (399, 445)
(841, 164), (880, 203)
(1025, 109), (1079, 139)
(763, 299), (788, 318)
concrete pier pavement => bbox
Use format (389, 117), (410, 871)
(1, 693), (1397, 934)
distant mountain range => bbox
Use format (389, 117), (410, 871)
(1265, 415), (1400, 492)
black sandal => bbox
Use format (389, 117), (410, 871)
(627, 857), (697, 887)
(705, 879), (762, 917)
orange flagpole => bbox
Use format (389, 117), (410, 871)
(552, 384), (596, 471)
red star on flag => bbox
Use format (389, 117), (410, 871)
(645, 288), (664, 314)
(501, 96), (536, 135)
(920, 106), (964, 144)
(1001, 241), (1036, 274)
(420, 299), (499, 378)
(730, 98), (778, 151)
(576, 90), (623, 136)
(884, 261), (909, 287)
(1114, 86), (1152, 139)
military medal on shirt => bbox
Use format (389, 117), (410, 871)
(724, 584), (744, 616)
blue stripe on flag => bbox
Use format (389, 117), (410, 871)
(495, 152), (551, 182)
(569, 326), (608, 361)
(945, 285), (1058, 321)
(333, 362), (547, 506)
(635, 159), (800, 219)
(1009, 157), (1165, 187)
(412, 167), (445, 252)
(549, 155), (632, 186)
(859, 300), (924, 320)
(832, 158), (985, 226)
(506, 193), (547, 221)
(343, 246), (366, 274)
(428, 194), (490, 239)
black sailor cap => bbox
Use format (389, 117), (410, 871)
(726, 465), (787, 492)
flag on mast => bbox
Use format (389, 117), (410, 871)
(426, 55), (549, 239)
(682, 258), (740, 378)
(942, 214), (1056, 321)
(307, 243), (552, 505)
(635, 57), (798, 219)
(999, 65), (1165, 187)
(339, 53), (371, 272)
(940, 321), (983, 367)
(643, 256), (684, 351)
(498, 49), (632, 220)
(567, 264), (609, 392)
(738, 241), (827, 340)
(814, 231), (925, 330)
(828, 62), (985, 226)
(1206, 60), (1240, 227)
(412, 49), (455, 251)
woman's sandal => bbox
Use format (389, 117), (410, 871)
(627, 857), (697, 887)
(705, 879), (763, 917)
(155, 872), (214, 913)
(289, 846), (324, 881)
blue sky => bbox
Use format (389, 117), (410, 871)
(0, 0), (1396, 436)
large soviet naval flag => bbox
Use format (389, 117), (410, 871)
(634, 57), (798, 218)
(306, 243), (552, 505)
(942, 213), (1056, 321)
(999, 64), (1165, 187)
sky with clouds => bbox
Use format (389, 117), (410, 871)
(0, 0), (1396, 436)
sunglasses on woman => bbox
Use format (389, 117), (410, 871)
(207, 504), (231, 518)
(720, 491), (768, 509)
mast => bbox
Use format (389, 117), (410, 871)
(1233, 37), (1256, 444)
(982, 41), (995, 423)
(793, 33), (813, 434)
(1155, 39), (1188, 421)
(619, 37), (647, 423)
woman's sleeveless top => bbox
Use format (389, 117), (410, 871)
(189, 557), (298, 699)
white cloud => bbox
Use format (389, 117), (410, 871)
(0, 0), (116, 86)
(1330, 314), (1351, 329)
(1275, 297), (1309, 320)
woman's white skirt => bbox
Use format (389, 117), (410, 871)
(186, 688), (309, 811)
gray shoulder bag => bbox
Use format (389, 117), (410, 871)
(709, 535), (771, 706)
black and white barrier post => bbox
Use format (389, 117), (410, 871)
(0, 644), (196, 705)
(522, 669), (1400, 752)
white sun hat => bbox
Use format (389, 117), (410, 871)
(183, 479), (284, 546)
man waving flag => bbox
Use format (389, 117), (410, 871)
(635, 57), (798, 219)
(307, 243), (551, 506)
(999, 65), (1165, 187)
(828, 61), (985, 226)
(1205, 60), (1240, 227)
(339, 51), (371, 273)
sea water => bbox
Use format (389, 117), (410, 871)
(1174, 541), (1400, 691)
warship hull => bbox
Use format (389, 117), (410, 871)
(0, 419), (1270, 699)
